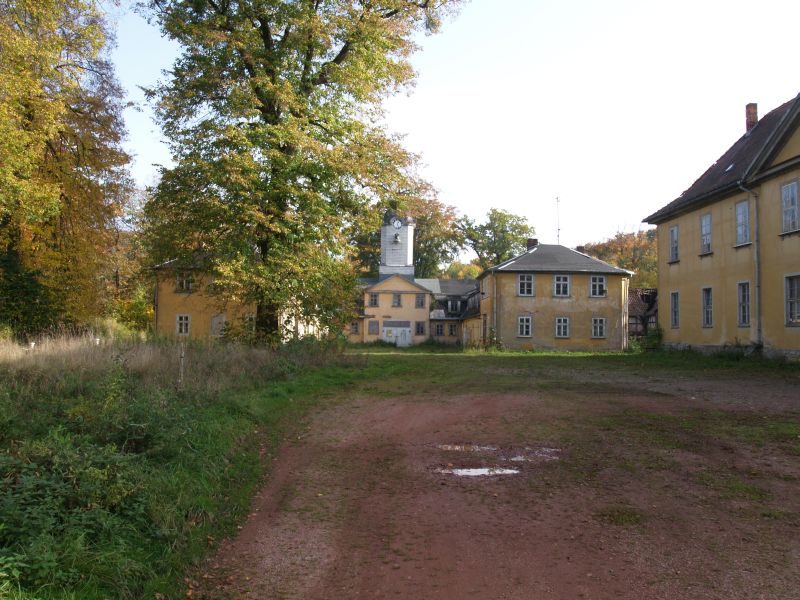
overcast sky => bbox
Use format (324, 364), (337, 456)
(111, 0), (800, 249)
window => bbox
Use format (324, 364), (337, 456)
(670, 292), (680, 328)
(591, 317), (606, 338)
(392, 293), (401, 307)
(700, 213), (712, 254)
(350, 321), (359, 335)
(782, 181), (799, 233)
(787, 275), (800, 325)
(176, 314), (190, 335)
(702, 287), (713, 328)
(415, 294), (425, 308)
(517, 316), (531, 337)
(176, 272), (194, 293)
(448, 299), (461, 313)
(368, 293), (379, 307)
(368, 320), (379, 335)
(210, 314), (226, 337)
(735, 201), (750, 245)
(518, 274), (534, 296)
(737, 282), (750, 327)
(415, 321), (425, 336)
(669, 225), (679, 262)
(555, 317), (569, 338)
(448, 323), (457, 336)
(554, 275), (570, 297)
(434, 323), (444, 336)
(590, 275), (607, 297)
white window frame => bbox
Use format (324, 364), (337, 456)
(700, 213), (712, 254)
(737, 281), (750, 327)
(786, 274), (800, 326)
(590, 275), (607, 297)
(702, 287), (713, 328)
(176, 271), (194, 293)
(448, 299), (460, 313)
(368, 293), (379, 307)
(669, 225), (679, 262)
(415, 293), (425, 308)
(448, 323), (457, 336)
(368, 320), (379, 335)
(670, 291), (679, 328)
(415, 321), (425, 336)
(591, 317), (607, 338)
(391, 293), (401, 308)
(517, 316), (532, 337)
(555, 316), (570, 338)
(518, 274), (534, 296)
(554, 275), (570, 297)
(735, 200), (750, 245)
(782, 181), (799, 233)
(176, 314), (190, 336)
(434, 323), (444, 336)
(350, 321), (359, 335)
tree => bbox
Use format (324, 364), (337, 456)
(0, 1), (131, 335)
(142, 0), (464, 339)
(582, 229), (657, 288)
(0, 0), (104, 238)
(459, 208), (534, 269)
(443, 259), (481, 280)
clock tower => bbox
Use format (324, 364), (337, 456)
(379, 210), (415, 278)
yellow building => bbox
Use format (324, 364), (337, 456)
(477, 241), (631, 351)
(347, 212), (479, 346)
(153, 264), (255, 339)
(645, 94), (800, 357)
(153, 261), (317, 340)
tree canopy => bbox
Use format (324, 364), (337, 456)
(0, 0), (132, 335)
(582, 229), (657, 288)
(142, 0), (464, 338)
(459, 208), (534, 269)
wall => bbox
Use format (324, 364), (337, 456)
(656, 158), (800, 353)
(481, 272), (628, 351)
(155, 271), (256, 339)
(348, 276), (432, 345)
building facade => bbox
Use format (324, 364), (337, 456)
(477, 242), (631, 351)
(645, 95), (800, 357)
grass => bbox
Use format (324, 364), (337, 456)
(2, 341), (798, 598)
(0, 334), (370, 599)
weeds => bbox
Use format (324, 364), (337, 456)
(0, 334), (356, 599)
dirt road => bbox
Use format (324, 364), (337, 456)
(194, 353), (800, 599)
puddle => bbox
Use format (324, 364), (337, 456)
(437, 444), (498, 452)
(509, 447), (561, 462)
(435, 467), (519, 477)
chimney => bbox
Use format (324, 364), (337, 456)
(746, 103), (758, 132)
(526, 238), (538, 250)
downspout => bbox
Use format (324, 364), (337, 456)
(738, 180), (762, 347)
(493, 273), (498, 346)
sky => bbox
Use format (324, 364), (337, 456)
(111, 0), (800, 249)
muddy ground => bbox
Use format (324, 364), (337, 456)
(193, 353), (800, 599)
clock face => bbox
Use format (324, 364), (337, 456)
(392, 218), (402, 229)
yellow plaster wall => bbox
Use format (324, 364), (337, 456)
(656, 164), (800, 352)
(770, 127), (800, 167)
(347, 276), (433, 344)
(154, 271), (255, 340)
(480, 272), (628, 351)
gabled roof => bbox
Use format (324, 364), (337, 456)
(645, 93), (800, 224)
(479, 244), (631, 277)
(358, 275), (479, 297)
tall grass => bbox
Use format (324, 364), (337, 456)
(0, 334), (356, 599)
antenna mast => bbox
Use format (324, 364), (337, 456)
(556, 196), (561, 245)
